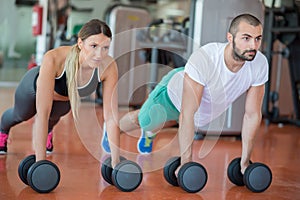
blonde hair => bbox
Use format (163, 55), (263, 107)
(65, 44), (80, 120)
(65, 19), (112, 121)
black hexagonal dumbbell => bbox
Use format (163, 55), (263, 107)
(101, 156), (143, 192)
(163, 156), (208, 193)
(227, 157), (272, 192)
(18, 155), (60, 193)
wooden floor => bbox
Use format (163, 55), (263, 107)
(0, 87), (300, 200)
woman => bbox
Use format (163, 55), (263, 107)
(0, 19), (120, 168)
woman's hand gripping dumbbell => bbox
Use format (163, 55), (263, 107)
(18, 155), (60, 193)
(101, 156), (143, 192)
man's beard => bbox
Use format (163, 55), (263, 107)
(232, 39), (257, 61)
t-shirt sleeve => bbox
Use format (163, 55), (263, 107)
(184, 48), (213, 86)
(251, 53), (269, 86)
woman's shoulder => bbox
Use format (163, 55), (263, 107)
(98, 56), (118, 81)
(45, 46), (71, 58)
(100, 55), (117, 72)
(102, 55), (116, 66)
(42, 47), (68, 65)
(42, 46), (72, 73)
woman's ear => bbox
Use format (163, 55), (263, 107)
(77, 38), (83, 50)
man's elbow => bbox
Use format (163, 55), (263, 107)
(244, 111), (262, 123)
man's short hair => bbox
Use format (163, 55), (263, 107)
(229, 14), (262, 36)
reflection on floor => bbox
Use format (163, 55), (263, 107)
(0, 87), (300, 200)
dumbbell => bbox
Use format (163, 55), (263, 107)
(163, 157), (208, 193)
(101, 156), (143, 192)
(18, 155), (60, 193)
(227, 157), (272, 192)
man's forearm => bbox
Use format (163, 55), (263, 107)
(178, 112), (194, 164)
(240, 112), (262, 173)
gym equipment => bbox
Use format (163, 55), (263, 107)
(227, 157), (272, 193)
(268, 44), (290, 121)
(163, 157), (207, 193)
(139, 17), (189, 91)
(287, 37), (300, 122)
(104, 4), (151, 107)
(262, 1), (300, 126)
(101, 156), (143, 192)
(18, 155), (60, 193)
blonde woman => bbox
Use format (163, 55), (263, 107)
(0, 19), (120, 168)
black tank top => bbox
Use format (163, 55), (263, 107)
(34, 66), (100, 97)
(54, 68), (99, 97)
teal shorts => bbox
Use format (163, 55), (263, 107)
(138, 67), (184, 131)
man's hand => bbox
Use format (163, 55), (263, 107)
(240, 160), (250, 174)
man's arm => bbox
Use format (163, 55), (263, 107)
(240, 84), (265, 173)
(178, 73), (204, 165)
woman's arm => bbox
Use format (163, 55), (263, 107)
(240, 84), (265, 173)
(101, 59), (120, 168)
(34, 52), (58, 161)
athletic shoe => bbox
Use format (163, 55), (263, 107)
(46, 131), (53, 154)
(101, 122), (111, 153)
(0, 132), (8, 154)
(137, 129), (154, 154)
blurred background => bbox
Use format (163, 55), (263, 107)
(0, 0), (300, 128)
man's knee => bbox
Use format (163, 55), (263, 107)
(131, 109), (141, 127)
(139, 104), (167, 131)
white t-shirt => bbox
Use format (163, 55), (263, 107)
(167, 42), (269, 128)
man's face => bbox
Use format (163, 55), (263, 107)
(231, 21), (262, 61)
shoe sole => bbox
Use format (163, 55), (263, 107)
(46, 150), (53, 154)
(0, 151), (7, 155)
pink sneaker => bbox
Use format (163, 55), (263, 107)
(0, 132), (8, 154)
(46, 131), (53, 153)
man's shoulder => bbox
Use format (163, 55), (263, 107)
(200, 42), (226, 56)
(201, 42), (226, 49)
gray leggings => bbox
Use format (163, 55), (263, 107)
(0, 67), (71, 134)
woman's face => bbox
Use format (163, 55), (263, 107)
(78, 33), (111, 68)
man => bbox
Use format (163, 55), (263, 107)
(103, 13), (268, 174)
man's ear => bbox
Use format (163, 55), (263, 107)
(227, 32), (233, 43)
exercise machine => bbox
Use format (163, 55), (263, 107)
(136, 17), (189, 91)
(101, 4), (152, 107)
(262, 0), (300, 126)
